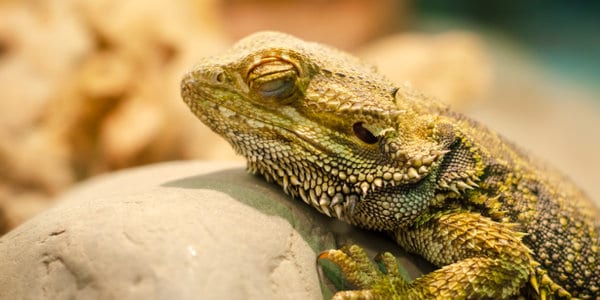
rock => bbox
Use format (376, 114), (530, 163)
(0, 0), (237, 233)
(357, 31), (493, 109)
(0, 161), (433, 299)
(221, 0), (407, 50)
(0, 162), (322, 299)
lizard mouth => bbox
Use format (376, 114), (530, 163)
(182, 75), (334, 158)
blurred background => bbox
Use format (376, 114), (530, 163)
(0, 0), (598, 234)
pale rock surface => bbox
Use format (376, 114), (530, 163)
(0, 161), (431, 300)
(0, 162), (324, 300)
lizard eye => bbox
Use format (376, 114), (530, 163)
(248, 58), (298, 101)
(353, 122), (378, 144)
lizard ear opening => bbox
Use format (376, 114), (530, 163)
(353, 122), (378, 144)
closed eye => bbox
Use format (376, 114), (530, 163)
(255, 75), (295, 100)
(247, 58), (299, 102)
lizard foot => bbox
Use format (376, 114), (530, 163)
(319, 244), (535, 299)
(318, 245), (409, 299)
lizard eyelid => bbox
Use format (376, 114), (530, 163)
(255, 75), (296, 100)
(247, 58), (299, 101)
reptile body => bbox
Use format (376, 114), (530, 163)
(181, 32), (600, 299)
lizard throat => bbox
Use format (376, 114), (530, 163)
(247, 159), (360, 222)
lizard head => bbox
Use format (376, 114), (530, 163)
(181, 31), (448, 227)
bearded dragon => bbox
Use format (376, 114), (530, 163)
(180, 31), (600, 299)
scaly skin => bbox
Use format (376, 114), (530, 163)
(181, 31), (600, 299)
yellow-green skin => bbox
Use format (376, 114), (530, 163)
(181, 31), (600, 299)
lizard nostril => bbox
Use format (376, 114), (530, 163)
(353, 122), (378, 144)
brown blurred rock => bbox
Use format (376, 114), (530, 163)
(0, 1), (90, 132)
(357, 32), (493, 108)
(220, 0), (406, 50)
(0, 0), (237, 233)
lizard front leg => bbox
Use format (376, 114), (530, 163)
(321, 210), (539, 299)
